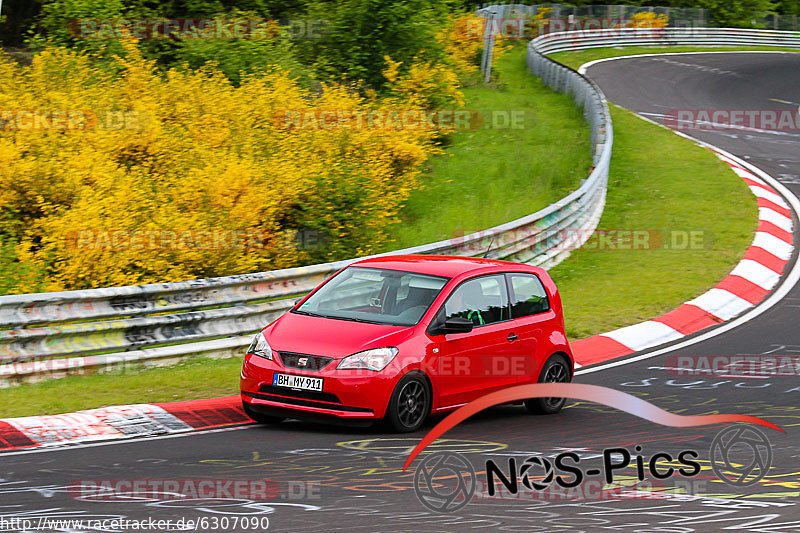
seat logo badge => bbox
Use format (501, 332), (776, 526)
(298, 357), (308, 367)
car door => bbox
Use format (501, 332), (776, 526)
(436, 274), (521, 407)
(506, 272), (554, 384)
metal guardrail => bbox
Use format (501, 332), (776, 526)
(476, 3), (708, 30)
(478, 2), (799, 32)
(0, 27), (613, 385)
(533, 27), (800, 54)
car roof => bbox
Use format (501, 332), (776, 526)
(350, 255), (539, 278)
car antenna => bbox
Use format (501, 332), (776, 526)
(483, 236), (496, 258)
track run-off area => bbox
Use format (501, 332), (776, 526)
(1, 52), (799, 532)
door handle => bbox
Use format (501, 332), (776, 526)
(507, 333), (519, 341)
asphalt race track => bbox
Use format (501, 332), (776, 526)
(2, 53), (800, 532)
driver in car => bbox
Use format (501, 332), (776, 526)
(446, 280), (486, 326)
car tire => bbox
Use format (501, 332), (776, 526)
(524, 354), (571, 415)
(242, 401), (285, 425)
(385, 373), (431, 433)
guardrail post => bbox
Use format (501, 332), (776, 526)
(480, 9), (496, 83)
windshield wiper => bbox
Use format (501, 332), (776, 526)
(294, 310), (387, 325)
(327, 315), (385, 325)
(349, 317), (386, 325)
(292, 309), (328, 319)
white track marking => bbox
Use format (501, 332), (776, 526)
(0, 425), (254, 457)
(752, 231), (794, 259)
(730, 259), (781, 290)
(760, 207), (794, 233)
(575, 51), (800, 375)
(602, 321), (684, 352)
(750, 185), (790, 207)
(577, 50), (798, 75)
(686, 289), (754, 320)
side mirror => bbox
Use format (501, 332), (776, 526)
(442, 317), (474, 334)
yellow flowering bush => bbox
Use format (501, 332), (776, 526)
(0, 40), (436, 292)
(628, 12), (670, 29)
(532, 7), (552, 38)
(436, 14), (511, 84)
(438, 16), (484, 75)
(382, 55), (464, 109)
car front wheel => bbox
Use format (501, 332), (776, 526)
(386, 373), (431, 433)
(525, 354), (571, 415)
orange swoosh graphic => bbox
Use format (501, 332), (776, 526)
(403, 383), (783, 471)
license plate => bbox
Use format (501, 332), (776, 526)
(272, 372), (324, 392)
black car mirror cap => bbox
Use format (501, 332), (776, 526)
(442, 316), (474, 334)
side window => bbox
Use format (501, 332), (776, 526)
(508, 273), (550, 317)
(444, 275), (509, 326)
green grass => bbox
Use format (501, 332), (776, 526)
(0, 358), (244, 418)
(383, 45), (590, 249)
(550, 46), (800, 71)
(0, 48), (760, 418)
(551, 105), (757, 339)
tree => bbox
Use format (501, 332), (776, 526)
(775, 0), (799, 15)
(0, 0), (44, 47)
(296, 0), (454, 91)
(692, 0), (776, 27)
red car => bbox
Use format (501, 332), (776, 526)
(240, 255), (573, 432)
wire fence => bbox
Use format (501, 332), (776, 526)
(478, 3), (800, 32)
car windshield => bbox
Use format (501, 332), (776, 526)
(293, 266), (450, 326)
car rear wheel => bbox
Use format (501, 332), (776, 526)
(386, 373), (430, 433)
(242, 401), (285, 425)
(525, 354), (571, 415)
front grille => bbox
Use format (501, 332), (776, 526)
(278, 351), (333, 371)
(258, 384), (341, 404)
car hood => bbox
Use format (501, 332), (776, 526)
(264, 311), (418, 358)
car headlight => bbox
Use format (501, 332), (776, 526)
(337, 347), (398, 371)
(246, 331), (273, 360)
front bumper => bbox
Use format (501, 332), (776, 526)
(240, 353), (396, 420)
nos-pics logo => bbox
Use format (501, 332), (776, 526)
(413, 425), (773, 513)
